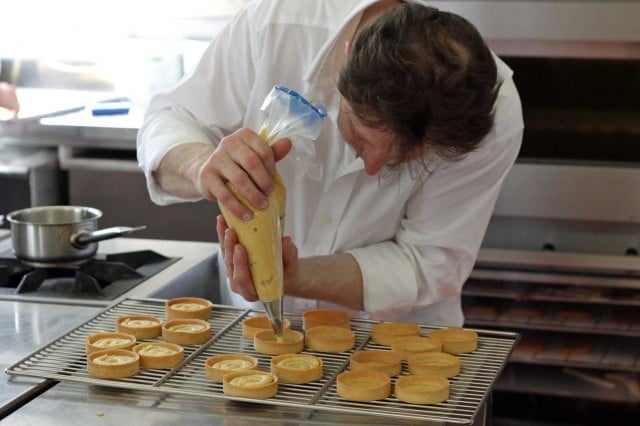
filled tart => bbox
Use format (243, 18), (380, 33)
(254, 329), (304, 355)
(390, 335), (442, 360)
(370, 322), (421, 346)
(336, 370), (390, 401)
(428, 327), (478, 354)
(116, 315), (162, 339)
(305, 325), (356, 353)
(133, 342), (184, 369)
(349, 349), (402, 377)
(205, 354), (259, 382)
(222, 370), (278, 399)
(407, 352), (461, 378)
(395, 375), (450, 405)
(87, 348), (139, 379)
(270, 353), (323, 384)
(162, 319), (211, 345)
(242, 316), (291, 339)
(165, 297), (213, 320)
(302, 309), (351, 330)
(86, 332), (136, 355)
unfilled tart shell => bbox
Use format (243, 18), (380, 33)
(395, 375), (449, 405)
(390, 335), (442, 360)
(349, 349), (402, 377)
(428, 327), (478, 354)
(205, 354), (259, 382)
(165, 297), (213, 320)
(133, 342), (184, 369)
(116, 315), (162, 339)
(222, 370), (278, 399)
(407, 352), (461, 378)
(336, 370), (390, 401)
(242, 316), (291, 339)
(270, 353), (323, 384)
(371, 322), (421, 346)
(87, 348), (139, 379)
(162, 319), (211, 345)
(305, 325), (356, 353)
(254, 329), (304, 355)
(86, 332), (136, 355)
(302, 309), (351, 330)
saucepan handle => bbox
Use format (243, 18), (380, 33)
(71, 225), (146, 247)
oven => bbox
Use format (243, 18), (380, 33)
(443, 4), (640, 424)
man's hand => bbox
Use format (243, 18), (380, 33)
(196, 128), (291, 220)
(216, 214), (299, 302)
(0, 82), (20, 118)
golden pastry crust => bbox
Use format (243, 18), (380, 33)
(349, 349), (402, 377)
(115, 315), (162, 339)
(395, 375), (449, 405)
(86, 332), (136, 355)
(87, 348), (140, 379)
(254, 329), (304, 355)
(162, 319), (212, 345)
(222, 370), (278, 399)
(370, 322), (421, 346)
(270, 353), (323, 384)
(242, 316), (291, 339)
(165, 297), (213, 320)
(305, 325), (356, 353)
(133, 342), (184, 369)
(302, 309), (351, 330)
(336, 370), (390, 401)
(390, 336), (442, 360)
(428, 328), (478, 354)
(407, 352), (461, 378)
(205, 354), (259, 382)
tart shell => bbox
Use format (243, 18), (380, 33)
(428, 328), (478, 354)
(395, 375), (450, 405)
(302, 309), (351, 330)
(133, 342), (184, 369)
(407, 352), (461, 378)
(270, 353), (323, 384)
(86, 332), (136, 355)
(222, 370), (278, 399)
(370, 322), (421, 346)
(162, 319), (212, 345)
(242, 316), (291, 339)
(254, 329), (304, 355)
(305, 325), (356, 353)
(349, 349), (402, 377)
(390, 335), (442, 360)
(336, 370), (390, 401)
(165, 297), (213, 320)
(87, 348), (140, 379)
(205, 354), (259, 382)
(116, 315), (162, 339)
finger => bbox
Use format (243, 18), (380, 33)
(223, 228), (237, 279)
(216, 215), (227, 253)
(227, 129), (275, 195)
(231, 244), (258, 302)
(271, 138), (293, 163)
(282, 236), (298, 269)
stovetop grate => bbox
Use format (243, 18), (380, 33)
(5, 298), (518, 424)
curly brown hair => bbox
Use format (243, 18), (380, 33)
(338, 4), (500, 173)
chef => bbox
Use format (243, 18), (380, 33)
(137, 0), (523, 326)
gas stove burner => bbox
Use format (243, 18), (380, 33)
(0, 249), (180, 301)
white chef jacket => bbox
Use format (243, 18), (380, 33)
(137, 0), (523, 326)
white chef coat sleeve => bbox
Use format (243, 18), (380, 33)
(136, 5), (257, 206)
(347, 84), (523, 318)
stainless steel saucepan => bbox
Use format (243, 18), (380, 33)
(2, 205), (145, 266)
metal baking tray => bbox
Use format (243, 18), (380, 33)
(5, 297), (519, 424)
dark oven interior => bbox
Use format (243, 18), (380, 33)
(462, 55), (640, 425)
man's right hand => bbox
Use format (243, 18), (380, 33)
(195, 128), (291, 221)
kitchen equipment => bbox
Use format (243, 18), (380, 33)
(4, 205), (145, 266)
(5, 297), (518, 425)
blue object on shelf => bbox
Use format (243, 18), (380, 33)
(91, 101), (131, 116)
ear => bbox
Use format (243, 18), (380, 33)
(344, 40), (352, 57)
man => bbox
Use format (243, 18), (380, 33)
(137, 0), (523, 326)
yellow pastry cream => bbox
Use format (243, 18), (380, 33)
(270, 353), (323, 384)
(162, 319), (211, 345)
(205, 354), (259, 382)
(223, 370), (279, 399)
(86, 332), (136, 354)
(134, 342), (184, 369)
